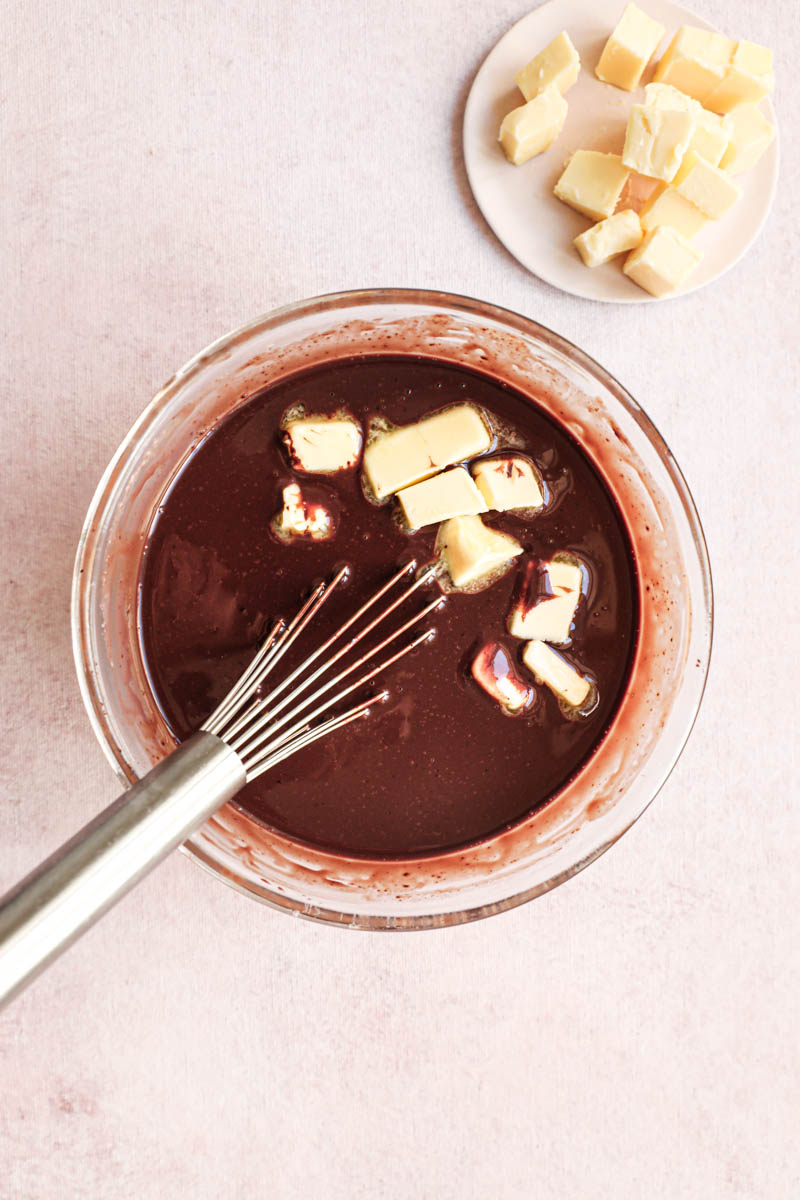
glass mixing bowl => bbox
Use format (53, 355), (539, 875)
(72, 289), (712, 929)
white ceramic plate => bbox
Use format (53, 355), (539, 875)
(463, 0), (778, 302)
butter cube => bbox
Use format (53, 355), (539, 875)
(522, 640), (592, 710)
(516, 31), (580, 101)
(622, 103), (695, 182)
(595, 3), (665, 91)
(471, 455), (544, 511)
(719, 102), (776, 174)
(654, 26), (735, 104)
(705, 41), (774, 114)
(283, 415), (362, 473)
(499, 85), (568, 165)
(508, 558), (583, 644)
(416, 405), (493, 473)
(471, 642), (535, 714)
(273, 484), (333, 541)
(644, 82), (732, 166)
(643, 81), (698, 110)
(623, 225), (702, 297)
(672, 151), (740, 219)
(554, 151), (630, 222)
(396, 468), (487, 531)
(437, 515), (523, 590)
(363, 404), (491, 501)
(362, 425), (427, 500)
(574, 209), (643, 267)
(685, 112), (732, 168)
(639, 183), (708, 239)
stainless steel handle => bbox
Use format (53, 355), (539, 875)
(0, 732), (245, 1010)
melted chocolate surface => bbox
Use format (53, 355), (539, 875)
(139, 356), (639, 856)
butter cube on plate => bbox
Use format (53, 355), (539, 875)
(273, 484), (333, 541)
(639, 184), (708, 239)
(595, 3), (665, 91)
(574, 209), (642, 267)
(623, 225), (702, 297)
(499, 85), (568, 165)
(283, 414), (362, 473)
(554, 151), (630, 222)
(471, 455), (544, 511)
(396, 467), (487, 531)
(672, 151), (741, 219)
(622, 103), (695, 182)
(508, 558), (584, 644)
(516, 31), (580, 101)
(644, 82), (732, 166)
(705, 40), (774, 114)
(720, 102), (776, 174)
(643, 81), (693, 109)
(363, 403), (491, 500)
(522, 640), (592, 710)
(685, 113), (732, 168)
(654, 26), (735, 104)
(437, 515), (523, 590)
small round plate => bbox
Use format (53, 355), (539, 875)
(463, 0), (779, 302)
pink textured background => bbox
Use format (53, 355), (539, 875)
(1, 1), (798, 1196)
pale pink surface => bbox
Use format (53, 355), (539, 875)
(1, 1), (798, 1196)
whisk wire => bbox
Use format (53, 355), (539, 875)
(202, 617), (284, 736)
(244, 695), (380, 780)
(230, 599), (440, 765)
(230, 560), (423, 734)
(201, 562), (442, 781)
(218, 562), (423, 746)
(204, 566), (349, 737)
(228, 570), (437, 749)
(241, 622), (433, 774)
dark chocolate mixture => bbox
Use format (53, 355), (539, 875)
(139, 356), (639, 857)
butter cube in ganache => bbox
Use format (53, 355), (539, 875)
(437, 515), (523, 590)
(508, 558), (584, 644)
(522, 640), (592, 710)
(623, 226), (702, 297)
(283, 415), (362, 473)
(471, 642), (535, 715)
(396, 468), (487, 531)
(574, 209), (643, 267)
(672, 151), (741, 219)
(554, 151), (630, 222)
(719, 102), (776, 174)
(363, 404), (491, 500)
(273, 484), (333, 541)
(622, 103), (695, 182)
(471, 455), (544, 512)
(515, 32), (580, 101)
(418, 404), (493, 469)
(654, 26), (735, 104)
(595, 3), (666, 91)
(499, 85), (568, 165)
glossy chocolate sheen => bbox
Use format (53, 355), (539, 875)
(139, 356), (639, 857)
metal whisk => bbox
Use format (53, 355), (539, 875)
(0, 562), (442, 1009)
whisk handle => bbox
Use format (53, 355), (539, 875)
(0, 732), (245, 1010)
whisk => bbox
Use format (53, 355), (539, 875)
(0, 561), (443, 1009)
